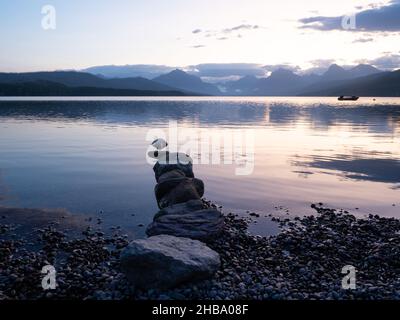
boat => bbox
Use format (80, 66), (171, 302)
(338, 95), (359, 101)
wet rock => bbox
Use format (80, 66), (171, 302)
(146, 207), (224, 241)
(155, 178), (204, 208)
(158, 169), (186, 184)
(120, 235), (220, 289)
(153, 152), (194, 181)
(153, 199), (205, 220)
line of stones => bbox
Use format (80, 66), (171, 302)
(120, 140), (224, 290)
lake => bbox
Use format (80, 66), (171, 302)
(0, 97), (399, 237)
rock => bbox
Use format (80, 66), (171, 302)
(155, 178), (204, 208)
(153, 152), (194, 181)
(153, 200), (205, 220)
(120, 235), (220, 289)
(158, 169), (186, 184)
(146, 207), (224, 241)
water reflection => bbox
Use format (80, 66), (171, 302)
(292, 153), (400, 184)
(0, 100), (268, 127)
(0, 97), (399, 236)
(0, 98), (400, 133)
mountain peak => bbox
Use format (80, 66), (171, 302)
(153, 69), (220, 95)
(322, 64), (349, 81)
(157, 69), (195, 80)
(326, 64), (345, 72)
(350, 64), (381, 77)
(269, 68), (299, 81)
(170, 69), (187, 75)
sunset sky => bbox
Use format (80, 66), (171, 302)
(0, 0), (399, 72)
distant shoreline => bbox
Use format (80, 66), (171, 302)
(1, 96), (400, 102)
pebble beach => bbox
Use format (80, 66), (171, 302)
(1, 203), (399, 300)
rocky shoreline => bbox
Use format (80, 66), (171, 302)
(0, 203), (399, 300)
(1, 139), (399, 300)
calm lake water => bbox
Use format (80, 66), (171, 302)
(1, 97), (399, 237)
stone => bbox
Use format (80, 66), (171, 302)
(120, 235), (220, 289)
(153, 199), (205, 220)
(146, 207), (224, 241)
(155, 178), (204, 208)
(157, 169), (186, 184)
(153, 152), (194, 181)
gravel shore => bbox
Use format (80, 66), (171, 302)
(0, 204), (399, 300)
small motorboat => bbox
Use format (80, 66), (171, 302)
(338, 95), (359, 101)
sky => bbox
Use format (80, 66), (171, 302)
(0, 0), (399, 72)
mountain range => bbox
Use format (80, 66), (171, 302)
(0, 80), (185, 96)
(221, 64), (383, 95)
(0, 71), (193, 96)
(153, 69), (221, 95)
(0, 71), (177, 91)
(0, 63), (399, 96)
(301, 70), (400, 97)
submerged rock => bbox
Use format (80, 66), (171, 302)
(146, 207), (224, 241)
(120, 235), (220, 289)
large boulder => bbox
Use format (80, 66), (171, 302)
(155, 177), (204, 208)
(120, 235), (220, 289)
(146, 206), (224, 241)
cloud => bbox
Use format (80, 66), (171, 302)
(299, 1), (400, 32)
(200, 75), (242, 83)
(191, 23), (261, 41)
(302, 59), (336, 74)
(222, 24), (259, 34)
(83, 64), (176, 78)
(308, 59), (336, 67)
(352, 37), (374, 43)
(363, 53), (400, 70)
(190, 44), (206, 48)
(262, 64), (301, 74)
(185, 63), (267, 78)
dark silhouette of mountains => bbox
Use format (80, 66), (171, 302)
(153, 69), (221, 95)
(321, 64), (381, 82)
(0, 71), (179, 91)
(0, 64), (398, 96)
(226, 75), (260, 95)
(0, 80), (186, 96)
(301, 70), (400, 97)
(223, 64), (387, 96)
(225, 69), (316, 95)
(321, 64), (350, 82)
(0, 71), (192, 96)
